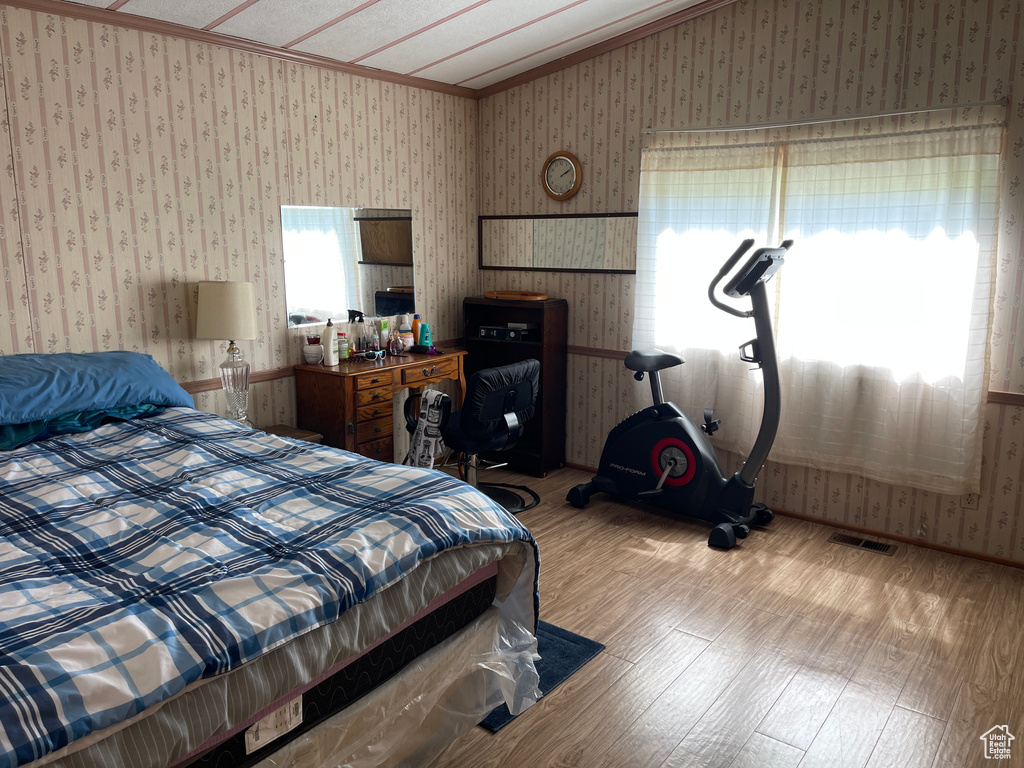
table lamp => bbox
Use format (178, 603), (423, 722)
(195, 281), (258, 426)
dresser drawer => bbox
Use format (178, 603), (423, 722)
(355, 385), (392, 407)
(356, 415), (393, 443)
(401, 357), (458, 387)
(354, 369), (394, 390)
(356, 400), (393, 422)
(356, 435), (393, 462)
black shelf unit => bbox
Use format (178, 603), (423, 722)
(463, 296), (568, 477)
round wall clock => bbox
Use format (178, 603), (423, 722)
(542, 150), (582, 201)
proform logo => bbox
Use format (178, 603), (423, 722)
(609, 463), (646, 477)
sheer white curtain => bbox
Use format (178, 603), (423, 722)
(282, 206), (361, 325)
(633, 144), (777, 455)
(634, 125), (1002, 494)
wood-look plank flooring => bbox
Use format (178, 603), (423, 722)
(427, 466), (1024, 768)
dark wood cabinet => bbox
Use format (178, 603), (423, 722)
(463, 296), (567, 477)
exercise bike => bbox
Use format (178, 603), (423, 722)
(566, 239), (792, 549)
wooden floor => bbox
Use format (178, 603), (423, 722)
(427, 466), (1024, 768)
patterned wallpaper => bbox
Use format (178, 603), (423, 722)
(3, 0), (1024, 563)
(479, 0), (1024, 563)
(0, 4), (477, 427)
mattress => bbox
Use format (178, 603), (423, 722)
(0, 408), (540, 768)
(28, 551), (520, 768)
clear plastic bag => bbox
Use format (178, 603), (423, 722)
(255, 608), (540, 768)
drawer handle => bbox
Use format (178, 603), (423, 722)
(372, 392), (382, 400)
(371, 376), (380, 384)
(374, 446), (383, 455)
(374, 426), (382, 433)
(422, 365), (438, 376)
(373, 408), (381, 415)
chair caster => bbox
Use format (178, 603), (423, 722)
(566, 483), (591, 508)
(751, 503), (775, 527)
(708, 522), (737, 549)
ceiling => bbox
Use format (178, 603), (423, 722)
(58, 0), (716, 94)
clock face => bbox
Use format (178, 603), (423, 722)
(542, 151), (581, 200)
(545, 156), (576, 195)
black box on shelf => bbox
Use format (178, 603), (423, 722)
(479, 325), (531, 341)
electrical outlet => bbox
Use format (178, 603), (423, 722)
(960, 492), (980, 510)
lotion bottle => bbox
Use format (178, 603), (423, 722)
(322, 318), (338, 365)
(399, 315), (414, 348)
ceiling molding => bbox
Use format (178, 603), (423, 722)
(2, 0), (478, 99)
(474, 0), (739, 98)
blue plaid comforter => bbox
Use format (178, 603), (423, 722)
(0, 408), (538, 768)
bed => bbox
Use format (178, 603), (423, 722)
(0, 351), (541, 768)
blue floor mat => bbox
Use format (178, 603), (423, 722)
(480, 620), (605, 732)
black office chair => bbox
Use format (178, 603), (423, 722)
(405, 359), (541, 514)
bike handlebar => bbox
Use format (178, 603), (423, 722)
(707, 238), (755, 319)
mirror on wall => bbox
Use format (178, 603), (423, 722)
(479, 213), (638, 273)
(283, 206), (414, 327)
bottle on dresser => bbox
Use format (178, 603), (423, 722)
(355, 316), (366, 352)
(399, 315), (415, 349)
(322, 318), (338, 366)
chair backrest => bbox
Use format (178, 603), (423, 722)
(460, 359), (540, 440)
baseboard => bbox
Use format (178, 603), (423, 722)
(773, 508), (1024, 570)
(560, 462), (1023, 570)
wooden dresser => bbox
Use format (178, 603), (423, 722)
(294, 350), (467, 461)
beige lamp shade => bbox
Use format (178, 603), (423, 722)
(195, 281), (258, 341)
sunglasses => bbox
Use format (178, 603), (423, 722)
(358, 349), (387, 361)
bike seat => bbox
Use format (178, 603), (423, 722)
(624, 349), (685, 372)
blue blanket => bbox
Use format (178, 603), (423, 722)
(0, 408), (538, 768)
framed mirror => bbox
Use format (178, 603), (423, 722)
(283, 206), (414, 327)
(479, 213), (637, 273)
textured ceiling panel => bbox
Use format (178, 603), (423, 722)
(118, 0), (241, 30)
(294, 0), (471, 63)
(211, 0), (371, 49)
(406, 0), (700, 88)
(350, 0), (583, 74)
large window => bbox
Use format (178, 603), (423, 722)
(634, 124), (1002, 493)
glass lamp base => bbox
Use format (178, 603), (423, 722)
(220, 341), (253, 427)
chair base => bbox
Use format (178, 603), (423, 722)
(478, 482), (540, 515)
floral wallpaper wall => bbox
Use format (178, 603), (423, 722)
(479, 0), (1024, 564)
(0, 4), (477, 426)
